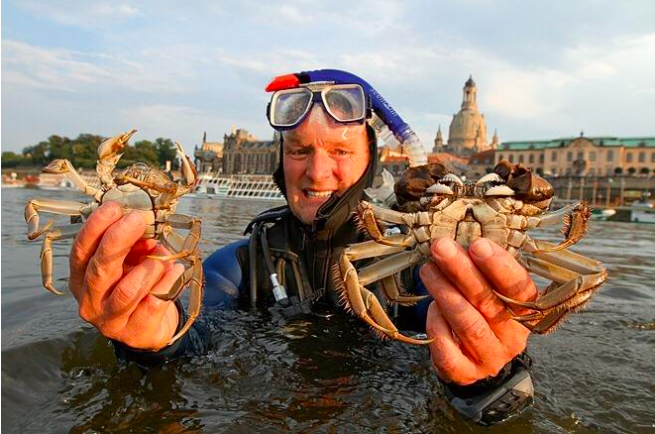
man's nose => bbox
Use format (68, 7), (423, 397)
(305, 148), (334, 182)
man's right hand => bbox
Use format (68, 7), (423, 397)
(69, 202), (184, 351)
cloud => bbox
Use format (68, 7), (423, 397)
(1, 40), (200, 94)
(12, 0), (140, 28)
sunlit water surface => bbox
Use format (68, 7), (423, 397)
(2, 188), (653, 433)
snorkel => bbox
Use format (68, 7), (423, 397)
(266, 69), (427, 167)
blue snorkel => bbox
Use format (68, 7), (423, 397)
(266, 69), (427, 167)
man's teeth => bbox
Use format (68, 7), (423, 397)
(306, 190), (334, 198)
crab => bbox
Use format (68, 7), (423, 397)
(24, 129), (203, 345)
(334, 161), (607, 345)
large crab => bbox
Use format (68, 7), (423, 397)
(335, 161), (607, 345)
(24, 129), (203, 345)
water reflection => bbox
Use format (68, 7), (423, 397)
(2, 188), (654, 433)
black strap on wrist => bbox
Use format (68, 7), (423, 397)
(441, 352), (534, 426)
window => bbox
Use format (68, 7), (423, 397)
(607, 150), (614, 162)
(529, 154), (534, 164)
(589, 152), (596, 162)
(639, 152), (646, 163)
(519, 154), (524, 163)
(577, 151), (584, 160)
(509, 154), (514, 163)
(551, 152), (557, 162)
(497, 154), (504, 163)
(627, 153), (633, 163)
(539, 154), (544, 164)
(551, 167), (557, 175)
(651, 153), (655, 163)
(567, 151), (573, 162)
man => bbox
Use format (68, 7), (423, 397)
(68, 70), (536, 425)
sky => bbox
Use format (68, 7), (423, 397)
(2, 0), (655, 155)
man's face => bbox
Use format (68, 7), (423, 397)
(282, 105), (370, 225)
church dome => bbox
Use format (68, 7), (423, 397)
(447, 76), (488, 156)
(449, 109), (486, 142)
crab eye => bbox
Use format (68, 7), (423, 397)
(484, 185), (516, 197)
(426, 182), (454, 195)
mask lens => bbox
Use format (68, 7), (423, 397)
(271, 89), (312, 127)
(323, 85), (366, 122)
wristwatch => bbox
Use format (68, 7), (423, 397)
(441, 352), (534, 426)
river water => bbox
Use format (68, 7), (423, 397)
(1, 187), (653, 433)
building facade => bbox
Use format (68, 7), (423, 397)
(194, 132), (224, 174)
(494, 135), (655, 176)
(222, 128), (280, 175)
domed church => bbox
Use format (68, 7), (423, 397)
(444, 76), (497, 158)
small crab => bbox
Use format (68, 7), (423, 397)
(24, 129), (203, 345)
(334, 161), (607, 344)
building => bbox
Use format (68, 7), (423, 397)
(445, 76), (497, 158)
(222, 128), (280, 175)
(466, 149), (496, 178)
(194, 132), (224, 174)
(495, 134), (655, 176)
(377, 145), (409, 176)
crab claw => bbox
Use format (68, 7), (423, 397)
(42, 159), (71, 174)
(98, 129), (137, 159)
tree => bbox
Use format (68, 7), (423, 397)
(639, 167), (649, 175)
(155, 138), (179, 169)
(627, 167), (636, 175)
(1, 151), (23, 168)
(614, 167), (623, 175)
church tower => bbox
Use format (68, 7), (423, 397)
(447, 76), (489, 158)
(433, 125), (444, 154)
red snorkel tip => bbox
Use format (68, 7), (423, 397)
(265, 73), (301, 92)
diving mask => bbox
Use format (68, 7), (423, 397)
(267, 82), (369, 130)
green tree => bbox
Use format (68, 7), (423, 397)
(155, 138), (179, 169)
(1, 151), (24, 168)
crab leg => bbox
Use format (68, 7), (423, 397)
(358, 250), (425, 286)
(357, 201), (431, 247)
(335, 246), (432, 345)
(117, 176), (177, 194)
(524, 202), (591, 253)
(39, 224), (83, 294)
(42, 159), (100, 199)
(25, 198), (88, 240)
(380, 275), (427, 305)
(342, 238), (427, 304)
(175, 142), (198, 188)
(148, 214), (201, 261)
(494, 240), (606, 333)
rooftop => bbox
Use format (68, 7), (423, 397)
(500, 136), (655, 151)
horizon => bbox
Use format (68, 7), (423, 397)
(2, 1), (655, 155)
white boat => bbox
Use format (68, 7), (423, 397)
(631, 201), (655, 224)
(186, 172), (284, 201)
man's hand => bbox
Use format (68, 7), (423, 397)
(420, 237), (536, 386)
(69, 202), (184, 351)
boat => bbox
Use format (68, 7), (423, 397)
(591, 208), (617, 221)
(630, 201), (655, 224)
(186, 172), (284, 201)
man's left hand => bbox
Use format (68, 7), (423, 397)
(419, 237), (537, 386)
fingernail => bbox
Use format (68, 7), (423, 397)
(420, 263), (439, 281)
(434, 237), (457, 260)
(471, 238), (493, 259)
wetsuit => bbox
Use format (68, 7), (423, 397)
(114, 129), (534, 425)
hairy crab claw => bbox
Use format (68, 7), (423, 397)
(97, 129), (138, 159)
